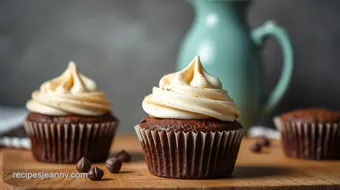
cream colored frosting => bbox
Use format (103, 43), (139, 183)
(142, 56), (240, 121)
(26, 62), (112, 116)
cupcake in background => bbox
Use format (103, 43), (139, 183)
(25, 62), (118, 163)
(274, 108), (340, 160)
(135, 56), (243, 179)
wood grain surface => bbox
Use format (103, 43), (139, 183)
(1, 135), (340, 189)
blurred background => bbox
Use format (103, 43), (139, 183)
(1, 0), (340, 133)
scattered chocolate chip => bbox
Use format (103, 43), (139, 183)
(259, 136), (271, 147)
(106, 158), (122, 173)
(115, 150), (131, 162)
(250, 142), (263, 153)
(87, 167), (104, 181)
(76, 157), (91, 173)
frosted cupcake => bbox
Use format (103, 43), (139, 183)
(135, 56), (243, 179)
(25, 62), (118, 163)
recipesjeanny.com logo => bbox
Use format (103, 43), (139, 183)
(12, 171), (87, 180)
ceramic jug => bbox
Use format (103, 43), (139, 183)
(177, 0), (293, 129)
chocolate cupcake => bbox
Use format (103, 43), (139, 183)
(135, 56), (244, 179)
(24, 62), (118, 163)
(274, 108), (340, 160)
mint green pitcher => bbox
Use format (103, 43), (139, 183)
(177, 0), (293, 129)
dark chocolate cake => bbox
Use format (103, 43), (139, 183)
(139, 117), (242, 132)
(275, 108), (340, 160)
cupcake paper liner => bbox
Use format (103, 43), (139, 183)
(24, 121), (118, 163)
(274, 117), (340, 160)
(135, 125), (244, 179)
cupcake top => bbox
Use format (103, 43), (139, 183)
(26, 62), (112, 116)
(279, 108), (340, 122)
(142, 56), (240, 122)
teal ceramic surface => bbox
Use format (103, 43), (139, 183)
(177, 0), (294, 128)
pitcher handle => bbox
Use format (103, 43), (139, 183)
(252, 20), (294, 115)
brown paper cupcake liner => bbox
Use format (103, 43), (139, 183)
(24, 121), (118, 163)
(274, 117), (340, 160)
(135, 125), (244, 179)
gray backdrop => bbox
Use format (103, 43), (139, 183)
(1, 0), (339, 133)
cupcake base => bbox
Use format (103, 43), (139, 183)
(274, 117), (340, 160)
(24, 113), (118, 163)
(135, 125), (243, 179)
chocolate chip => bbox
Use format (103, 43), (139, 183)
(250, 142), (263, 153)
(106, 158), (122, 173)
(87, 167), (104, 181)
(259, 136), (271, 147)
(115, 150), (131, 162)
(140, 119), (147, 123)
(76, 157), (91, 173)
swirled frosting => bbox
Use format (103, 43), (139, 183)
(26, 62), (112, 116)
(142, 56), (240, 121)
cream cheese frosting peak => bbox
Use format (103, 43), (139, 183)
(142, 56), (240, 121)
(26, 62), (112, 116)
(40, 61), (98, 94)
(161, 56), (223, 89)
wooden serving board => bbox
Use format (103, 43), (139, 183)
(1, 135), (340, 189)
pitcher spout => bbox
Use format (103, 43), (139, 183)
(189, 0), (251, 23)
